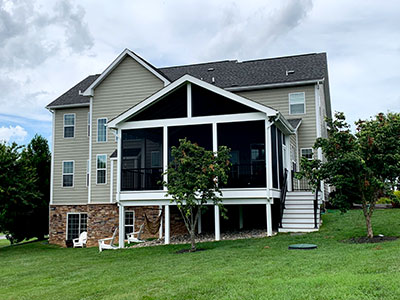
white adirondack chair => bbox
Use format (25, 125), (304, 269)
(127, 224), (145, 244)
(73, 231), (87, 248)
(98, 228), (118, 252)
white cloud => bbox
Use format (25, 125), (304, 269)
(0, 125), (28, 143)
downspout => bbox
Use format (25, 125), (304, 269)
(88, 96), (93, 204)
(49, 109), (55, 205)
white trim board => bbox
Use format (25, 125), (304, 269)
(83, 49), (170, 96)
(107, 74), (279, 128)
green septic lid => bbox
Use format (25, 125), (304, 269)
(288, 244), (317, 250)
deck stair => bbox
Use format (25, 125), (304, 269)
(278, 191), (322, 233)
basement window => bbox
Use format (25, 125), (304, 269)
(67, 213), (87, 240)
(125, 211), (135, 238)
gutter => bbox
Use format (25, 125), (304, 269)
(46, 103), (90, 110)
(226, 79), (324, 92)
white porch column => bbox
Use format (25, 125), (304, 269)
(239, 205), (244, 230)
(265, 120), (273, 197)
(214, 205), (220, 241)
(159, 205), (163, 239)
(266, 201), (272, 237)
(163, 126), (168, 189)
(165, 205), (170, 244)
(197, 211), (202, 234)
(116, 128), (122, 202)
(110, 159), (114, 203)
(118, 204), (125, 248)
(285, 135), (292, 192)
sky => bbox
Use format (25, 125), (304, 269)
(0, 0), (399, 145)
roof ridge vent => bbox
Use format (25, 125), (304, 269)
(286, 70), (295, 76)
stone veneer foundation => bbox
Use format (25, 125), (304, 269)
(49, 204), (188, 248)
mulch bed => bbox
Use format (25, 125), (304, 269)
(344, 236), (398, 244)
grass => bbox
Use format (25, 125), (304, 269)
(1, 209), (400, 300)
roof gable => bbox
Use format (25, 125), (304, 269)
(82, 48), (170, 96)
(107, 74), (278, 128)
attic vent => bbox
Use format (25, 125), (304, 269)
(211, 77), (215, 83)
(286, 70), (295, 76)
(207, 67), (214, 71)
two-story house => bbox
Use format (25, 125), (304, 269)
(46, 49), (331, 248)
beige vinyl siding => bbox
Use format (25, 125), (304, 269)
(91, 56), (164, 203)
(237, 85), (317, 162)
(53, 107), (89, 204)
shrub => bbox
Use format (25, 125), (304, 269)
(377, 197), (392, 204)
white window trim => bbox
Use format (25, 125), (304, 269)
(97, 117), (108, 143)
(300, 147), (314, 160)
(66, 212), (88, 240)
(63, 113), (76, 139)
(96, 154), (107, 185)
(288, 92), (306, 115)
(62, 160), (74, 188)
(124, 210), (135, 236)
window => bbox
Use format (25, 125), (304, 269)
(62, 161), (74, 187)
(86, 160), (90, 187)
(64, 114), (75, 138)
(67, 213), (87, 240)
(97, 118), (107, 142)
(289, 92), (305, 115)
(87, 112), (90, 137)
(125, 211), (135, 238)
(301, 148), (313, 160)
(151, 151), (161, 167)
(97, 154), (107, 184)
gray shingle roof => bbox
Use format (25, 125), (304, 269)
(46, 75), (100, 108)
(47, 53), (327, 108)
(159, 53), (327, 89)
(287, 118), (302, 129)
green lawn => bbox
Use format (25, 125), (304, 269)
(1, 209), (400, 300)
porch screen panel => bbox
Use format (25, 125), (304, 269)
(191, 84), (257, 117)
(121, 128), (163, 191)
(127, 85), (187, 121)
(271, 125), (278, 189)
(217, 121), (266, 188)
(168, 124), (212, 163)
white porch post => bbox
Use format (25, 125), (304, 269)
(239, 205), (244, 230)
(214, 205), (220, 241)
(110, 159), (114, 203)
(118, 204), (125, 248)
(266, 201), (272, 237)
(265, 119), (273, 197)
(159, 205), (163, 239)
(197, 212), (202, 234)
(285, 135), (292, 191)
(116, 128), (122, 202)
(165, 205), (170, 244)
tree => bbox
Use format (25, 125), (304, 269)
(162, 138), (231, 251)
(22, 135), (51, 240)
(298, 112), (400, 238)
(0, 142), (41, 243)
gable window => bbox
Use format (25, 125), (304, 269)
(64, 114), (75, 138)
(289, 92), (305, 115)
(62, 161), (74, 187)
(301, 148), (313, 160)
(97, 154), (107, 184)
(67, 213), (87, 240)
(125, 211), (135, 238)
(97, 118), (107, 142)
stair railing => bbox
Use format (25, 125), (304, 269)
(278, 168), (288, 228)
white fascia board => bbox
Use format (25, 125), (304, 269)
(108, 74), (278, 128)
(274, 112), (295, 135)
(225, 79), (324, 92)
(82, 49), (170, 96)
(46, 103), (89, 110)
